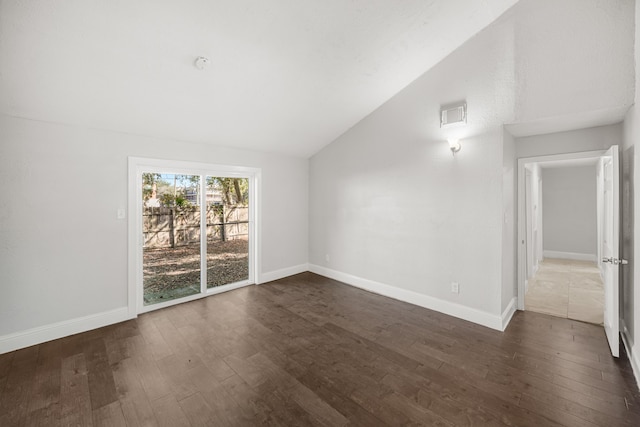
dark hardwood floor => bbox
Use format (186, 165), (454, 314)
(1, 272), (639, 426)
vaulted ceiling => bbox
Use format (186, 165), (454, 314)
(0, 0), (519, 157)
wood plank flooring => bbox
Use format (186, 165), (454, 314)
(1, 272), (639, 426)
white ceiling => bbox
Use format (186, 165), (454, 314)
(0, 0), (519, 157)
(505, 0), (635, 138)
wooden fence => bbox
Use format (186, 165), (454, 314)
(143, 205), (248, 248)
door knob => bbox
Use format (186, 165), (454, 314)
(603, 257), (629, 265)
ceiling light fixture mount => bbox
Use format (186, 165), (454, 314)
(194, 56), (210, 70)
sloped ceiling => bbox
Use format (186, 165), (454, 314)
(506, 0), (635, 137)
(0, 0), (518, 157)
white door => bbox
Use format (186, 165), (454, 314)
(600, 145), (622, 357)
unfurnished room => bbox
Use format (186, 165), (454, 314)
(1, 0), (640, 426)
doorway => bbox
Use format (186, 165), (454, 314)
(517, 147), (621, 357)
(523, 160), (603, 324)
(128, 158), (260, 314)
(518, 145), (626, 357)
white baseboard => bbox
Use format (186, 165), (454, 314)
(501, 298), (517, 331)
(0, 266), (521, 355)
(0, 307), (134, 355)
(621, 320), (640, 391)
(0, 263), (305, 355)
(543, 250), (596, 262)
(259, 263), (309, 284)
(309, 264), (506, 331)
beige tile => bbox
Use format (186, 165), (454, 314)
(569, 287), (604, 306)
(531, 271), (572, 284)
(525, 304), (567, 318)
(568, 309), (603, 325)
(567, 259), (597, 267)
(525, 301), (568, 318)
(542, 258), (574, 266)
(530, 280), (569, 293)
(572, 267), (600, 275)
(525, 259), (603, 325)
(536, 261), (571, 274)
(568, 288), (604, 325)
(570, 273), (604, 291)
(525, 280), (569, 318)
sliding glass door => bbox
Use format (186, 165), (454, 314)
(131, 158), (258, 313)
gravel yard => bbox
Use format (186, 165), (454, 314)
(143, 238), (248, 303)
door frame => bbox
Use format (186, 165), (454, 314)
(524, 167), (535, 282)
(517, 150), (605, 310)
(127, 157), (261, 316)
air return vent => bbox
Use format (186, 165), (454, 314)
(440, 103), (467, 128)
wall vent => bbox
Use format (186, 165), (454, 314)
(440, 103), (467, 127)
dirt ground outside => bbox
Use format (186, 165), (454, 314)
(143, 238), (248, 304)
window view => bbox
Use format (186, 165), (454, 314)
(206, 177), (249, 288)
(142, 173), (202, 305)
(141, 173), (250, 306)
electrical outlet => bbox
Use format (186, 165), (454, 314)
(325, 254), (330, 263)
(451, 282), (459, 294)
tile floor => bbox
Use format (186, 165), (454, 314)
(525, 258), (604, 325)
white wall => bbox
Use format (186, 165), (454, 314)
(619, 0), (640, 386)
(0, 115), (308, 349)
(541, 166), (597, 258)
(516, 124), (624, 159)
(502, 130), (517, 314)
(622, 109), (635, 347)
(309, 11), (515, 329)
(307, 0), (634, 331)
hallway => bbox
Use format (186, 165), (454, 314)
(525, 259), (604, 324)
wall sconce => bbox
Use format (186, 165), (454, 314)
(448, 138), (461, 156)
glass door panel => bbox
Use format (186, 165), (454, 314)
(205, 177), (249, 288)
(142, 173), (201, 305)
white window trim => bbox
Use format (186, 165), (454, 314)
(128, 157), (261, 315)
